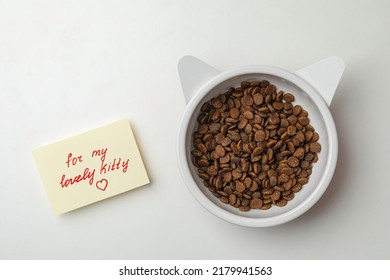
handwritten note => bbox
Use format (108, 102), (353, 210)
(33, 119), (150, 214)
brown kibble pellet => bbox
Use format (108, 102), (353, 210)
(273, 102), (284, 110)
(265, 84), (276, 94)
(312, 132), (319, 142)
(293, 147), (305, 159)
(310, 142), (322, 153)
(230, 107), (240, 119)
(292, 105), (302, 116)
(222, 172), (232, 182)
(253, 162), (261, 174)
(197, 143), (208, 154)
(283, 181), (293, 191)
(197, 158), (209, 167)
(234, 198), (241, 208)
(198, 124), (208, 134)
(215, 145), (226, 158)
(209, 122), (221, 132)
(242, 95), (254, 106)
(275, 199), (287, 207)
(211, 98), (223, 108)
(292, 184), (302, 193)
(287, 156), (300, 167)
(296, 131), (305, 143)
(191, 149), (202, 157)
(250, 198), (263, 209)
(298, 117), (310, 126)
(191, 80), (321, 212)
(260, 204), (271, 210)
(200, 102), (211, 112)
(207, 166), (218, 176)
(224, 186), (232, 194)
(281, 167), (294, 175)
(232, 169), (242, 179)
(269, 115), (280, 125)
(243, 110), (254, 120)
(298, 177), (309, 185)
(305, 153), (315, 161)
(220, 155), (230, 164)
(253, 93), (263, 105)
(305, 131), (314, 142)
(253, 146), (263, 156)
(274, 186), (284, 192)
(220, 196), (229, 204)
(278, 173), (289, 183)
(221, 137), (231, 147)
(238, 118), (248, 129)
(241, 81), (250, 88)
(271, 190), (281, 201)
(239, 206), (250, 212)
(301, 160), (310, 169)
(215, 133), (224, 144)
(235, 181), (246, 193)
(229, 194), (237, 206)
(280, 118), (289, 128)
(283, 93), (295, 102)
(284, 191), (294, 201)
(241, 198), (250, 206)
(255, 130), (266, 142)
(287, 125), (296, 136)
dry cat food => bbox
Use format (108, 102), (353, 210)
(191, 80), (321, 211)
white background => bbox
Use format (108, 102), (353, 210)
(1, 0), (389, 259)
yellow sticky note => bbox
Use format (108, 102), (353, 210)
(33, 119), (150, 214)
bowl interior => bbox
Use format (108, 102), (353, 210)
(182, 69), (336, 223)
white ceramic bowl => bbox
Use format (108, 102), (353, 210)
(177, 56), (344, 227)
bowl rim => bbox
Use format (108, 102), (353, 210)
(177, 65), (338, 227)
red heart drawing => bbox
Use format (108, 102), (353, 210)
(96, 179), (108, 191)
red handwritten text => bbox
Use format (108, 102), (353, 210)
(60, 168), (95, 188)
(100, 157), (129, 174)
(60, 148), (129, 190)
(66, 153), (83, 168)
(91, 148), (107, 162)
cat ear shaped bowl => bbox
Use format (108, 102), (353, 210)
(177, 56), (345, 227)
